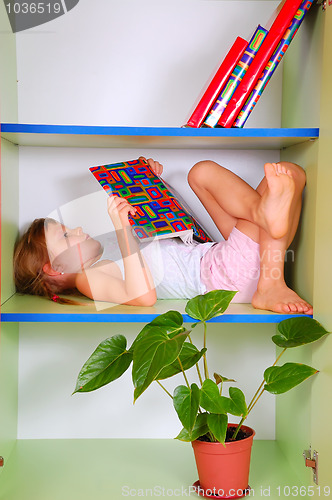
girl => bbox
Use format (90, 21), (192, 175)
(13, 158), (313, 314)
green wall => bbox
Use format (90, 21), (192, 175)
(0, 324), (18, 475)
(311, 4), (332, 492)
(279, 3), (332, 489)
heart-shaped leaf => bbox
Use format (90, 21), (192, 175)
(228, 387), (248, 417)
(200, 379), (230, 414)
(264, 362), (319, 394)
(207, 413), (228, 444)
(133, 327), (189, 401)
(173, 384), (200, 432)
(273, 317), (329, 348)
(157, 343), (206, 380)
(129, 311), (185, 352)
(175, 413), (209, 442)
(74, 335), (132, 393)
(185, 290), (237, 322)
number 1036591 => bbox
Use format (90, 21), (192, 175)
(6, 3), (62, 15)
(276, 486), (331, 496)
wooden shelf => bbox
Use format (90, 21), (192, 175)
(0, 293), (311, 323)
(1, 123), (319, 150)
(0, 438), (309, 500)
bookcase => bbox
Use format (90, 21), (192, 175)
(1, 1), (331, 499)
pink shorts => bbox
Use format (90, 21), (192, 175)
(200, 227), (260, 303)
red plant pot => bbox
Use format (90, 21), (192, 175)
(191, 425), (255, 499)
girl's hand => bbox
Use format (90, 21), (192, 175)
(139, 156), (163, 177)
(107, 195), (136, 229)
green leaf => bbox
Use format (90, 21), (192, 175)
(74, 335), (133, 393)
(185, 290), (237, 322)
(207, 413), (228, 444)
(129, 311), (185, 352)
(133, 327), (189, 401)
(264, 362), (319, 395)
(228, 387), (248, 417)
(175, 413), (209, 442)
(157, 343), (206, 380)
(214, 373), (236, 385)
(200, 379), (230, 414)
(273, 317), (329, 348)
(173, 384), (200, 432)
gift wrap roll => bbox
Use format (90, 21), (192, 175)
(185, 36), (248, 128)
(234, 0), (313, 128)
(203, 25), (268, 128)
(218, 0), (305, 128)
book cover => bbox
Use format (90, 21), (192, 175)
(89, 158), (213, 244)
(185, 36), (248, 128)
(218, 0), (305, 128)
(234, 0), (313, 128)
(204, 26), (268, 128)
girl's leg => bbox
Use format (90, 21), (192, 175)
(188, 160), (313, 314)
(188, 160), (295, 241)
(188, 160), (259, 240)
(251, 162), (312, 314)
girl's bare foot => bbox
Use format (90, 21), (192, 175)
(258, 163), (295, 239)
(252, 283), (313, 315)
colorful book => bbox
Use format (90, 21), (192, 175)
(218, 0), (305, 128)
(204, 26), (268, 128)
(185, 36), (248, 128)
(89, 158), (213, 244)
(233, 0), (313, 128)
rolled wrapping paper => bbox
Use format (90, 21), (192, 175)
(234, 0), (313, 128)
(218, 0), (305, 128)
(185, 37), (248, 128)
(203, 26), (268, 128)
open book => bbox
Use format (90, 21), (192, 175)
(89, 158), (212, 244)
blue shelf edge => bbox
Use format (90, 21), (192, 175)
(0, 312), (312, 323)
(0, 123), (320, 139)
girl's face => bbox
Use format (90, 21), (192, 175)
(45, 220), (103, 273)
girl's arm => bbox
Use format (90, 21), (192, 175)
(76, 195), (157, 306)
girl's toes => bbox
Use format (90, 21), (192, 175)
(281, 303), (291, 313)
(288, 302), (298, 312)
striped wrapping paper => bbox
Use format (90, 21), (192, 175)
(203, 26), (268, 128)
(234, 0), (313, 128)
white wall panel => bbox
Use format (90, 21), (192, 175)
(16, 0), (281, 127)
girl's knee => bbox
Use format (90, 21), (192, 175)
(188, 160), (222, 189)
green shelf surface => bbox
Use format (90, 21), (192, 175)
(0, 439), (312, 500)
(0, 294), (310, 323)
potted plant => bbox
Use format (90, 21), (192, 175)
(73, 290), (328, 499)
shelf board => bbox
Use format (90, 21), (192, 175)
(1, 123), (319, 149)
(0, 438), (307, 500)
(0, 293), (311, 323)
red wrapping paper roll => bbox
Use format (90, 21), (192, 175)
(185, 37), (248, 128)
(218, 0), (304, 128)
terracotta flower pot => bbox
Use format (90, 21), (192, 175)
(191, 424), (255, 499)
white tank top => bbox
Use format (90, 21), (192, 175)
(96, 233), (214, 299)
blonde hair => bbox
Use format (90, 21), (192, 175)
(13, 218), (81, 305)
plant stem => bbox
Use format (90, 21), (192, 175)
(247, 381), (265, 414)
(247, 347), (287, 414)
(247, 388), (265, 414)
(156, 380), (173, 399)
(178, 357), (190, 389)
(232, 347), (288, 441)
(188, 334), (203, 386)
(231, 417), (246, 441)
(203, 322), (209, 380)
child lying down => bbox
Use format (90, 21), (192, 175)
(14, 157), (312, 314)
